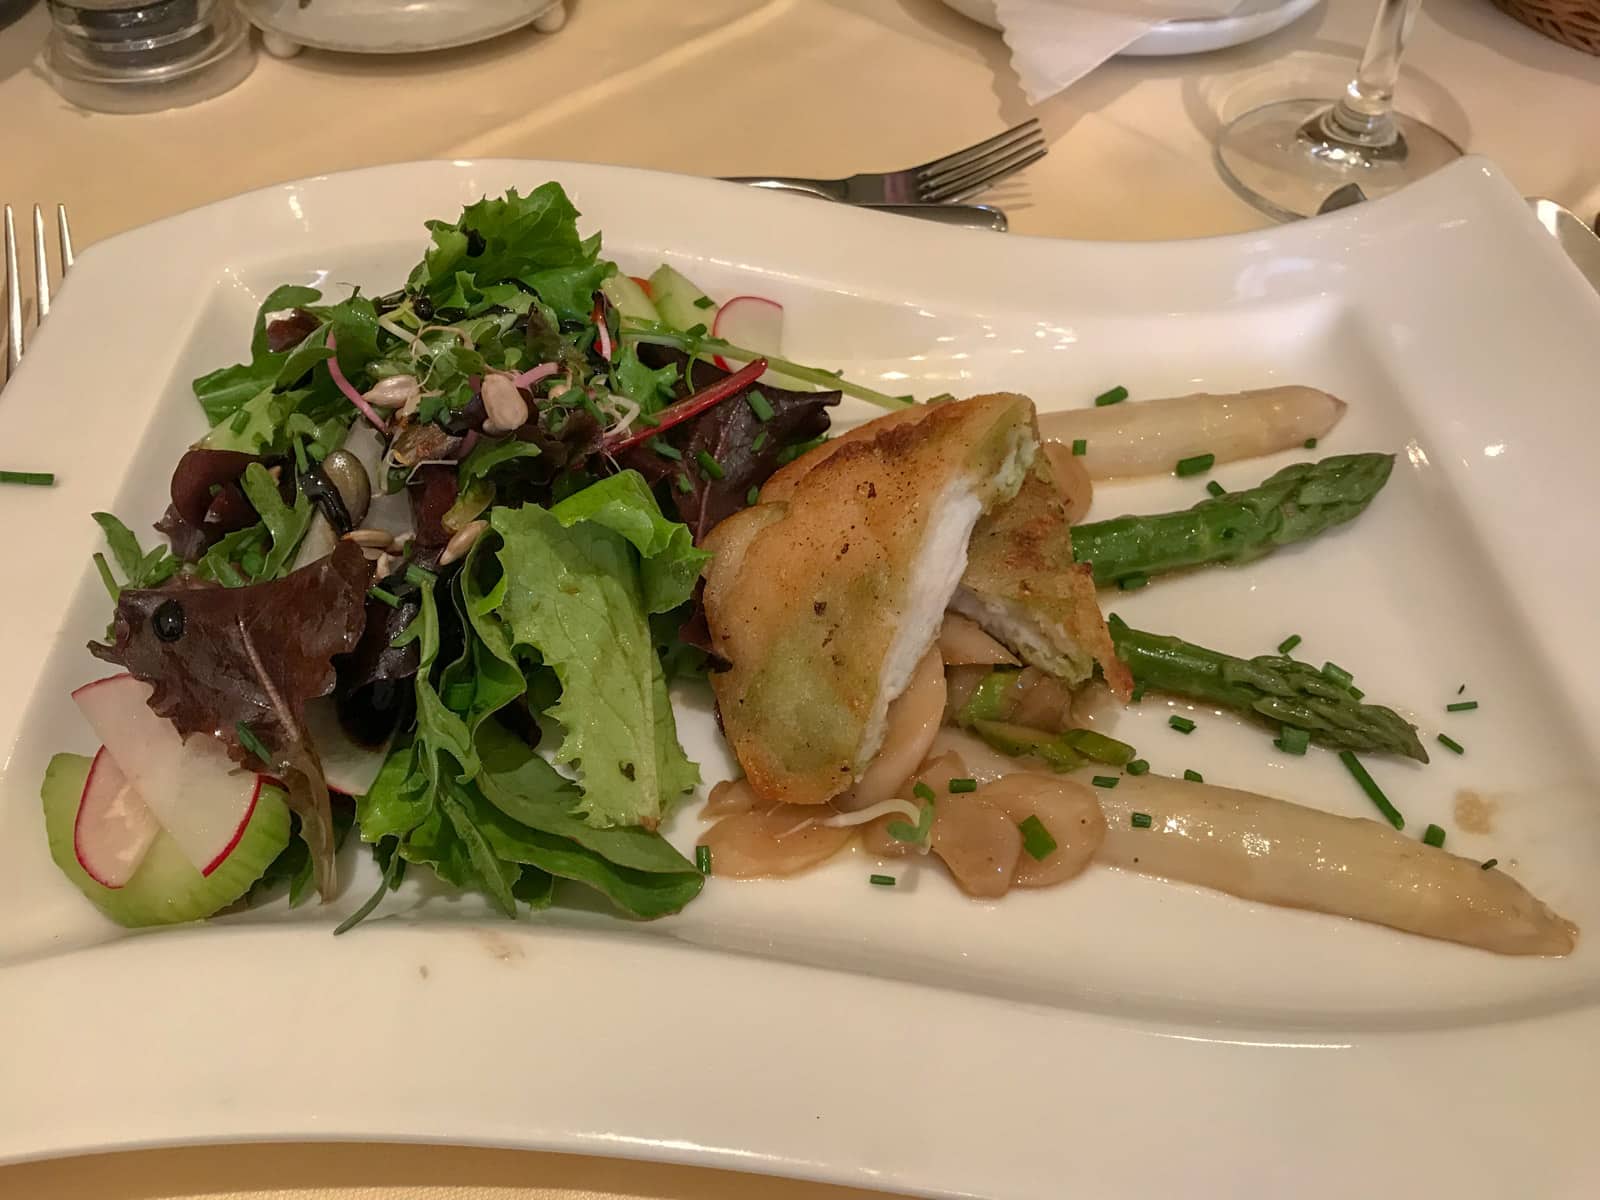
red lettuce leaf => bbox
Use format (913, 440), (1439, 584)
(154, 448), (263, 561)
(616, 347), (839, 543)
(89, 540), (372, 898)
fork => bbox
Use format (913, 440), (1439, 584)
(722, 119), (1047, 205)
(3, 204), (76, 388)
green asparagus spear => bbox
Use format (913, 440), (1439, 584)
(1108, 616), (1428, 762)
(1072, 453), (1394, 587)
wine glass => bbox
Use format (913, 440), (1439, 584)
(1215, 0), (1462, 221)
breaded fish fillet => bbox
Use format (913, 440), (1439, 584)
(952, 462), (1132, 698)
(702, 394), (1037, 806)
(763, 393), (1130, 698)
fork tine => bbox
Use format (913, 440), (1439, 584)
(33, 205), (51, 320)
(4, 206), (20, 379)
(914, 119), (1042, 179)
(921, 144), (1048, 204)
(58, 205), (74, 271)
(920, 127), (1046, 190)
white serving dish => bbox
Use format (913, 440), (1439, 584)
(1, 157), (1598, 1198)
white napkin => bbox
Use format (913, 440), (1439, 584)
(993, 0), (1247, 103)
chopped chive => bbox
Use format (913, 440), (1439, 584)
(1131, 684), (1146, 703)
(1094, 385), (1128, 407)
(895, 395), (915, 404)
(235, 721), (273, 766)
(746, 390), (775, 422)
(1174, 453), (1215, 478)
(1130, 812), (1153, 829)
(1275, 726), (1311, 756)
(694, 449), (726, 480)
(692, 295), (717, 310)
(1278, 634), (1303, 655)
(1091, 775), (1119, 789)
(1338, 751), (1404, 830)
(928, 392), (956, 404)
(1183, 769), (1204, 783)
(405, 564), (437, 587)
(0, 470), (55, 486)
(675, 473), (694, 494)
(649, 439), (682, 461)
(869, 873), (897, 887)
(1018, 815), (1057, 861)
(1321, 661), (1353, 688)
(1437, 733), (1465, 756)
(1118, 573), (1149, 591)
(1457, 684), (1466, 695)
(1422, 824), (1446, 848)
(751, 430), (769, 452)
(1125, 758), (1150, 776)
(684, 323), (708, 337)
(746, 486), (761, 506)
(1481, 858), (1498, 871)
(368, 586), (402, 609)
(1304, 437), (1318, 449)
(695, 845), (712, 874)
(913, 781), (935, 803)
(1446, 701), (1478, 713)
(1071, 438), (1087, 456)
(948, 777), (977, 793)
(92, 553), (121, 602)
(1205, 480), (1227, 498)
(1168, 715), (1196, 734)
(1348, 686), (1365, 701)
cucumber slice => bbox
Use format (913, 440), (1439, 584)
(41, 752), (291, 928)
(599, 274), (661, 326)
(647, 264), (716, 333)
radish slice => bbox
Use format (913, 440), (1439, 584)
(712, 296), (784, 372)
(72, 674), (264, 876)
(74, 747), (161, 888)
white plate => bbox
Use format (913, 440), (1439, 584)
(239, 0), (562, 55)
(2, 158), (1600, 1198)
(942, 0), (1324, 57)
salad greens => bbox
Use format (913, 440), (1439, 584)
(63, 180), (882, 928)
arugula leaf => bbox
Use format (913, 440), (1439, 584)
(491, 492), (701, 829)
(194, 523), (270, 586)
(458, 437), (543, 486)
(610, 343), (679, 415)
(238, 464), (312, 580)
(91, 512), (178, 593)
(193, 285), (322, 427)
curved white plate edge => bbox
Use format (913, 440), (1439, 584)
(4, 921), (1599, 1197)
(3, 160), (1600, 1200)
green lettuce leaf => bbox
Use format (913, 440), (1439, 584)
(547, 470), (709, 614)
(491, 478), (704, 829)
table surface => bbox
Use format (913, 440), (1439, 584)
(2, 0), (1596, 1196)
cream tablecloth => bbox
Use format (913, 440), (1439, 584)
(1, 0), (1596, 1196)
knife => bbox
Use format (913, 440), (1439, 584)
(1527, 198), (1600, 297)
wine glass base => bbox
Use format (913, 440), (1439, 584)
(1216, 98), (1463, 221)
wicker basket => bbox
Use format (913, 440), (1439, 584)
(1492, 0), (1600, 54)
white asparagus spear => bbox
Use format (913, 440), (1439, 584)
(1097, 774), (1576, 956)
(1037, 386), (1345, 480)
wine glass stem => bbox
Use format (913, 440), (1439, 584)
(1325, 0), (1419, 148)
